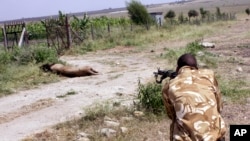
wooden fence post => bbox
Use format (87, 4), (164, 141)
(18, 27), (26, 47)
(107, 23), (110, 35)
(2, 26), (8, 50)
(91, 23), (94, 40)
(44, 20), (50, 47)
(146, 20), (149, 30)
(65, 15), (71, 48)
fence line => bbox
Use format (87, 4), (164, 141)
(0, 12), (237, 52)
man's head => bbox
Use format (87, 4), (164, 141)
(176, 53), (198, 72)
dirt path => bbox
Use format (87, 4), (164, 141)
(0, 50), (162, 141)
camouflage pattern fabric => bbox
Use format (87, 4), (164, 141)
(162, 66), (226, 141)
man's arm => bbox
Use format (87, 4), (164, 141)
(204, 69), (223, 113)
(213, 76), (223, 113)
(162, 83), (175, 120)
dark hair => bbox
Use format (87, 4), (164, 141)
(176, 53), (198, 72)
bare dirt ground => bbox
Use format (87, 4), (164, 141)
(205, 15), (250, 140)
(1, 2), (250, 141)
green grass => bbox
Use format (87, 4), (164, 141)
(68, 21), (226, 55)
(0, 63), (59, 96)
(219, 79), (250, 103)
(0, 45), (60, 95)
(56, 89), (78, 98)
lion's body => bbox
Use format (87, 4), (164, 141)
(41, 63), (99, 77)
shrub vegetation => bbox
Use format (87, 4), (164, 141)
(126, 0), (153, 29)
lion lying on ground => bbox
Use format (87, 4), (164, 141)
(40, 63), (99, 77)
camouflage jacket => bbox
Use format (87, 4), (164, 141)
(162, 66), (226, 141)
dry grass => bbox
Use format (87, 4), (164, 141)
(23, 104), (171, 141)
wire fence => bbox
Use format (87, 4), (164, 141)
(0, 12), (237, 52)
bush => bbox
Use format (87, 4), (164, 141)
(188, 9), (199, 20)
(185, 41), (203, 55)
(0, 51), (12, 65)
(165, 10), (176, 24)
(0, 47), (33, 65)
(32, 47), (58, 63)
(0, 46), (59, 65)
(137, 79), (165, 114)
(13, 48), (34, 65)
(126, 0), (153, 29)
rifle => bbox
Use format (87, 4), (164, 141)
(153, 68), (177, 84)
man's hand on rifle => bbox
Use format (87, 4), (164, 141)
(154, 68), (176, 83)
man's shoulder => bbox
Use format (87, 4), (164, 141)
(198, 68), (215, 76)
(169, 68), (216, 85)
(177, 67), (215, 77)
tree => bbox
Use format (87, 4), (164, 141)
(126, 0), (152, 29)
(58, 10), (66, 26)
(246, 8), (250, 15)
(165, 10), (176, 24)
(216, 7), (222, 20)
(71, 13), (89, 31)
(188, 9), (199, 21)
(70, 13), (90, 41)
(199, 7), (208, 21)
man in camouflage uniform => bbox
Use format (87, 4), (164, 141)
(162, 53), (226, 141)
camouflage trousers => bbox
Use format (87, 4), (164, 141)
(169, 121), (225, 141)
